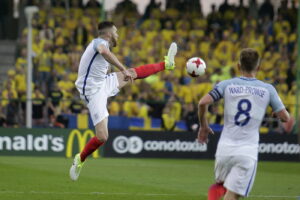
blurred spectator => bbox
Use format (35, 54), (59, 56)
(73, 19), (88, 46)
(35, 41), (53, 93)
(84, 0), (101, 8)
(109, 99), (121, 116)
(16, 48), (28, 69)
(219, 0), (231, 15)
(2, 79), (18, 108)
(166, 0), (202, 13)
(47, 82), (63, 119)
(58, 73), (74, 97)
(51, 0), (66, 8)
(161, 101), (176, 131)
(163, 74), (174, 100)
(0, 115), (6, 127)
(258, 0), (274, 20)
(3, 79), (19, 127)
(49, 114), (64, 128)
(53, 47), (68, 78)
(248, 0), (258, 19)
(287, 0), (297, 30)
(15, 67), (27, 96)
(143, 0), (161, 20)
(183, 103), (198, 132)
(261, 15), (273, 36)
(277, 0), (289, 21)
(39, 24), (54, 41)
(165, 0), (176, 9)
(161, 95), (182, 131)
(69, 99), (84, 114)
(208, 104), (223, 125)
(115, 0), (138, 14)
(0, 103), (6, 127)
(0, 0), (9, 39)
(6, 99), (19, 127)
(234, 0), (248, 21)
(56, 114), (69, 128)
(148, 98), (165, 118)
(32, 87), (45, 127)
(188, 0), (202, 14)
(70, 0), (83, 8)
(49, 111), (69, 128)
(207, 4), (221, 28)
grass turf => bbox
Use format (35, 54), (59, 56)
(0, 157), (299, 200)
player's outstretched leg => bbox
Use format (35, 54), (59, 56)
(132, 42), (177, 79)
(116, 42), (177, 89)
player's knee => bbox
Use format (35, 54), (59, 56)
(95, 133), (108, 143)
(95, 130), (108, 142)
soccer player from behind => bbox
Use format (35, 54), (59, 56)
(69, 21), (177, 181)
(197, 48), (290, 200)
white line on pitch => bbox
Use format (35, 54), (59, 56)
(0, 191), (299, 198)
(249, 195), (299, 199)
(0, 191), (178, 196)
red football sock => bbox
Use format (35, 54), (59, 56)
(133, 62), (165, 79)
(80, 136), (104, 162)
(208, 183), (227, 200)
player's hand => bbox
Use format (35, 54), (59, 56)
(197, 126), (214, 144)
(122, 70), (133, 83)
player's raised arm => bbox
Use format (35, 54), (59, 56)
(197, 94), (214, 144)
(96, 44), (127, 72)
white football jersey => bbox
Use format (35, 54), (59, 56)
(75, 38), (110, 98)
(209, 77), (285, 160)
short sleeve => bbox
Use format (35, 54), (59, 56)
(209, 80), (229, 101)
(268, 84), (285, 112)
(93, 38), (109, 52)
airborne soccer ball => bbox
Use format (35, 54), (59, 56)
(186, 57), (206, 77)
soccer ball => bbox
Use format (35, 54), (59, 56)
(186, 57), (206, 77)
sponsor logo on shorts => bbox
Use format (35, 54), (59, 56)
(112, 136), (207, 154)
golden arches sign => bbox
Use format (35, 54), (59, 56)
(66, 129), (99, 158)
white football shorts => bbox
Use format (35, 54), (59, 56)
(214, 155), (257, 197)
(80, 73), (119, 126)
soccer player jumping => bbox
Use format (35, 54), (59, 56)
(197, 48), (290, 200)
(69, 21), (177, 181)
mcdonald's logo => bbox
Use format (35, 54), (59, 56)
(66, 129), (99, 158)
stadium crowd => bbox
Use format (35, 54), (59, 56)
(0, 0), (297, 133)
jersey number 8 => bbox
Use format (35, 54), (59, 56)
(234, 99), (252, 126)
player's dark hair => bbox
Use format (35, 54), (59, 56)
(98, 21), (115, 35)
(239, 48), (260, 72)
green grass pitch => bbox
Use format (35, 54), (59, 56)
(0, 157), (299, 200)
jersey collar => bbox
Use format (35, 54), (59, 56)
(239, 76), (257, 81)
